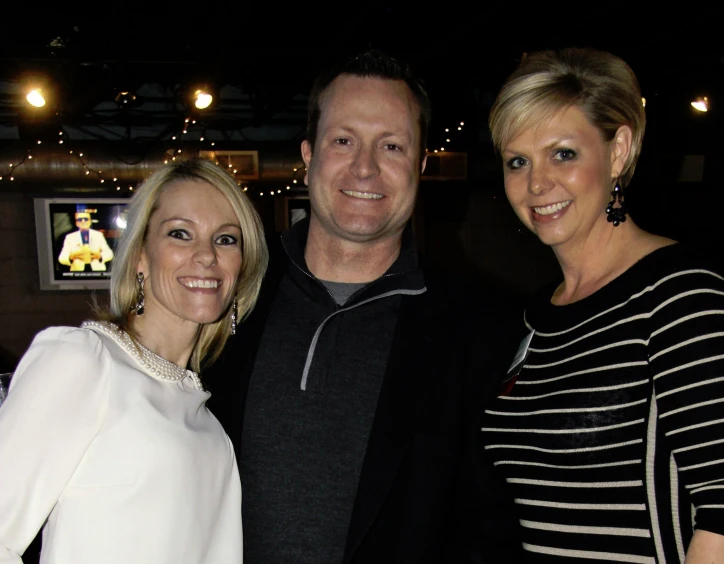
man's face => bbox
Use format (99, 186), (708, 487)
(75, 213), (92, 231)
(301, 75), (426, 246)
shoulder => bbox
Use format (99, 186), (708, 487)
(19, 326), (111, 372)
(29, 325), (106, 350)
(640, 243), (724, 292)
(420, 266), (525, 318)
(417, 265), (528, 351)
(10, 325), (113, 397)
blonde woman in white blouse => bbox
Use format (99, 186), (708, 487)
(0, 158), (268, 564)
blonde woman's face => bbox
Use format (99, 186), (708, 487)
(137, 180), (242, 329)
(501, 105), (619, 253)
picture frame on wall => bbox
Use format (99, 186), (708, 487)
(284, 195), (311, 229)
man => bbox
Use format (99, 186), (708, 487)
(57, 207), (114, 271)
(207, 50), (519, 563)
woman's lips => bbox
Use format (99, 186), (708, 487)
(531, 200), (572, 222)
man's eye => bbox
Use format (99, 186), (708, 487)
(505, 157), (527, 170)
(334, 138), (350, 145)
(385, 143), (401, 151)
(168, 229), (190, 240)
(555, 148), (577, 161)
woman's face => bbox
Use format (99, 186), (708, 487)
(502, 105), (624, 252)
(137, 179), (242, 331)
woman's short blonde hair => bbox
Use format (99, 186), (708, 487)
(100, 157), (268, 372)
(489, 47), (646, 187)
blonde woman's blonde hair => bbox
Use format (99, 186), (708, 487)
(98, 157), (268, 372)
(489, 47), (646, 187)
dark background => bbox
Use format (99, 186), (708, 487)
(0, 5), (721, 339)
(0, 5), (722, 561)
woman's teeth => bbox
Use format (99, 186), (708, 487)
(181, 279), (219, 288)
(534, 200), (572, 216)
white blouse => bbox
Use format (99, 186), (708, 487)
(0, 322), (242, 563)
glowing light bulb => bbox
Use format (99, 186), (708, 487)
(194, 90), (213, 109)
(26, 89), (46, 107)
(691, 96), (709, 112)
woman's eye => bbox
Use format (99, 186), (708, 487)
(555, 148), (577, 161)
(505, 157), (527, 170)
(168, 229), (190, 240)
(216, 234), (238, 246)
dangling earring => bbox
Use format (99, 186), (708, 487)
(605, 180), (628, 227)
(134, 272), (145, 315)
(230, 297), (237, 335)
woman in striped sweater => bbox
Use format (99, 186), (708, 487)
(483, 47), (724, 563)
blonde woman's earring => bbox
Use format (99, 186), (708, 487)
(230, 298), (237, 335)
(134, 272), (145, 315)
(606, 180), (628, 227)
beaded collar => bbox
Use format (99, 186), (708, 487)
(81, 320), (204, 391)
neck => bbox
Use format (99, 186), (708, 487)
(128, 311), (199, 369)
(304, 222), (403, 283)
(551, 219), (673, 305)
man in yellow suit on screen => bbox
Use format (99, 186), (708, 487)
(57, 206), (114, 272)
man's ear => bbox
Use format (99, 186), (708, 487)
(301, 140), (313, 186)
(610, 125), (633, 179)
(420, 154), (427, 175)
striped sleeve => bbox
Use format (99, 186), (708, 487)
(647, 268), (724, 536)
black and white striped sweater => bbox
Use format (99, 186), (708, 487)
(482, 244), (724, 563)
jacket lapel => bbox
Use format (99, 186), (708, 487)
(344, 289), (438, 561)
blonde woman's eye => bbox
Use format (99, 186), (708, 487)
(216, 234), (238, 246)
(168, 229), (191, 240)
(555, 148), (577, 161)
(505, 157), (527, 170)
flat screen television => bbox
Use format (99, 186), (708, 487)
(34, 197), (130, 291)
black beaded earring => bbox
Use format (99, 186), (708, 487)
(605, 180), (628, 227)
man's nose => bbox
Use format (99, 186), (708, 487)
(350, 145), (381, 179)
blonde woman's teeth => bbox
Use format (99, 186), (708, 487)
(534, 201), (572, 216)
(181, 279), (220, 288)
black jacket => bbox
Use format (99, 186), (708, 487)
(205, 220), (522, 563)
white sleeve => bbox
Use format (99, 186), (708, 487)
(0, 327), (111, 563)
(99, 233), (114, 263)
(57, 234), (73, 266)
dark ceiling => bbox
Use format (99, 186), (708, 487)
(0, 5), (721, 189)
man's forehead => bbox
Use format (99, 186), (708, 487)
(319, 75), (421, 129)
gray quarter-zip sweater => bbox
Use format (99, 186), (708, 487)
(239, 219), (426, 564)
